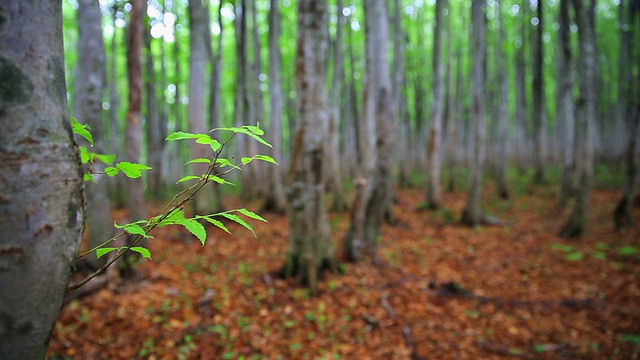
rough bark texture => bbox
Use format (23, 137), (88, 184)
(425, 0), (446, 209)
(559, 0), (596, 238)
(124, 0), (146, 224)
(283, 0), (337, 290)
(557, 0), (575, 207)
(0, 1), (85, 357)
(74, 0), (112, 270)
(343, 0), (395, 262)
(264, 0), (287, 214)
(188, 0), (216, 214)
(494, 0), (510, 200)
(461, 0), (486, 227)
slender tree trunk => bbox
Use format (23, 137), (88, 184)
(207, 0), (224, 213)
(125, 0), (146, 224)
(532, 0), (546, 183)
(461, 0), (487, 226)
(495, 0), (510, 199)
(75, 0), (112, 270)
(559, 0), (596, 238)
(0, 2), (84, 357)
(393, 0), (410, 189)
(447, 49), (462, 192)
(145, 30), (165, 198)
(234, 1), (248, 185)
(343, 0), (395, 262)
(326, 0), (349, 212)
(425, 0), (446, 209)
(282, 0), (337, 290)
(263, 0), (287, 213)
(557, 0), (575, 207)
(247, 0), (265, 198)
(188, 0), (216, 214)
(514, 1), (528, 172)
(107, 8), (125, 207)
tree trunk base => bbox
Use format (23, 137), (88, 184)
(614, 196), (632, 231)
(277, 253), (339, 289)
(558, 215), (585, 238)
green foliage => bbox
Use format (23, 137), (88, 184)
(69, 120), (274, 291)
(620, 334), (640, 346)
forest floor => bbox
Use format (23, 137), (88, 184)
(49, 181), (640, 359)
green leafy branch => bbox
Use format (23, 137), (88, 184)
(67, 120), (276, 292)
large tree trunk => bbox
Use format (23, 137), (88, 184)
(124, 0), (147, 230)
(532, 0), (546, 184)
(557, 0), (576, 207)
(282, 0), (337, 290)
(559, 0), (597, 238)
(74, 0), (112, 270)
(0, 1), (85, 357)
(343, 0), (395, 262)
(263, 0), (287, 214)
(425, 0), (446, 209)
(188, 0), (216, 214)
(393, 0), (410, 189)
(460, 0), (487, 226)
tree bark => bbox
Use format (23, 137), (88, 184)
(0, 1), (84, 357)
(494, 0), (510, 199)
(425, 0), (446, 209)
(263, 0), (288, 214)
(282, 0), (337, 290)
(559, 0), (596, 238)
(460, 0), (487, 226)
(532, 0), (546, 184)
(326, 0), (349, 212)
(557, 0), (575, 207)
(514, 0), (529, 172)
(74, 0), (112, 270)
(145, 30), (165, 198)
(124, 0), (147, 226)
(188, 0), (216, 214)
(343, 0), (395, 262)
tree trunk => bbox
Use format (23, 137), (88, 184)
(514, 0), (529, 172)
(125, 0), (147, 225)
(263, 0), (288, 214)
(282, 0), (337, 290)
(343, 0), (395, 262)
(557, 0), (575, 207)
(494, 0), (510, 199)
(188, 0), (216, 214)
(326, 0), (349, 213)
(460, 0), (487, 226)
(107, 8), (125, 207)
(532, 0), (546, 184)
(233, 1), (249, 186)
(392, 0), (410, 189)
(145, 30), (165, 198)
(74, 0), (112, 270)
(614, 1), (640, 230)
(425, 0), (446, 209)
(207, 0), (224, 213)
(0, 2), (84, 357)
(559, 0), (596, 238)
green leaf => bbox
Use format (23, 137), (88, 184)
(194, 134), (222, 152)
(94, 153), (116, 165)
(177, 175), (201, 184)
(180, 219), (207, 245)
(166, 131), (200, 141)
(83, 173), (96, 183)
(152, 208), (186, 226)
(215, 158), (242, 170)
(96, 247), (118, 259)
(617, 245), (638, 256)
(592, 251), (607, 260)
(71, 117), (94, 146)
(185, 158), (212, 165)
(564, 252), (584, 261)
(205, 175), (234, 185)
(241, 155), (278, 166)
(212, 126), (272, 148)
(79, 146), (91, 164)
(198, 216), (231, 233)
(122, 224), (153, 239)
(116, 162), (152, 178)
(219, 213), (255, 237)
(130, 247), (151, 259)
(235, 208), (267, 222)
(113, 220), (147, 229)
(104, 166), (119, 177)
(620, 334), (640, 346)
